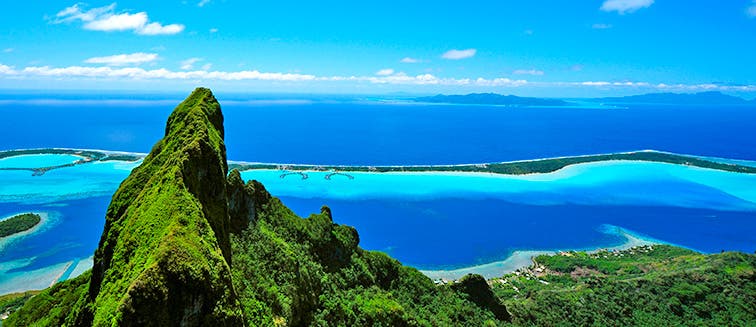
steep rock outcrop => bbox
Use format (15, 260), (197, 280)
(79, 87), (242, 326)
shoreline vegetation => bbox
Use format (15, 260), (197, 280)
(0, 213), (41, 238)
(2, 148), (755, 177)
(422, 225), (662, 281)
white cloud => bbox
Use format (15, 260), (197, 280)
(180, 58), (203, 70)
(513, 69), (544, 76)
(11, 65), (317, 82)
(376, 68), (395, 76)
(198, 0), (211, 7)
(4, 61), (756, 93)
(201, 63), (213, 71)
(748, 1), (756, 18)
(400, 57), (421, 63)
(3, 48), (14, 53)
(441, 49), (477, 60)
(137, 22), (185, 35)
(54, 3), (184, 35)
(209, 28), (219, 33)
(84, 12), (147, 31)
(592, 23), (613, 29)
(600, 0), (654, 14)
(84, 53), (158, 66)
(0, 64), (16, 74)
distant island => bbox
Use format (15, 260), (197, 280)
(412, 91), (756, 107)
(3, 148), (755, 178)
(414, 93), (570, 106)
(0, 213), (41, 238)
(592, 91), (754, 105)
(230, 150), (756, 175)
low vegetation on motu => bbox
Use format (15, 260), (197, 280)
(0, 213), (41, 238)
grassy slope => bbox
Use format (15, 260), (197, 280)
(493, 245), (756, 326)
(227, 172), (508, 326)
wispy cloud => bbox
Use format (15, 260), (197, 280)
(600, 0), (654, 14)
(441, 49), (476, 60)
(2, 48), (13, 53)
(513, 69), (544, 76)
(209, 28), (219, 33)
(592, 23), (613, 29)
(180, 58), (203, 70)
(748, 1), (756, 18)
(198, 0), (211, 7)
(84, 53), (158, 66)
(400, 57), (421, 63)
(3, 62), (756, 93)
(376, 68), (395, 76)
(54, 3), (185, 35)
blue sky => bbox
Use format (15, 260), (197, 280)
(1, 0), (756, 97)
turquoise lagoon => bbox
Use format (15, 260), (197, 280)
(0, 154), (84, 169)
(1, 153), (755, 292)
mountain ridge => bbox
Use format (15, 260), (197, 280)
(414, 93), (569, 106)
(593, 91), (751, 105)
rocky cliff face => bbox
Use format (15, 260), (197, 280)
(80, 87), (243, 326)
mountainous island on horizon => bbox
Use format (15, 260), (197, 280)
(413, 91), (756, 107)
(2, 88), (754, 327)
(592, 91), (756, 105)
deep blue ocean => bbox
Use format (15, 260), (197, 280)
(1, 94), (755, 289)
(2, 98), (756, 164)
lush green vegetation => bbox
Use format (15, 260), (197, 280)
(0, 291), (40, 319)
(3, 273), (89, 326)
(0, 213), (41, 237)
(492, 245), (756, 326)
(5, 88), (244, 326)
(232, 150), (756, 175)
(228, 174), (507, 326)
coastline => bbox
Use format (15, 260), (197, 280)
(3, 148), (756, 176)
(0, 212), (54, 253)
(419, 225), (663, 281)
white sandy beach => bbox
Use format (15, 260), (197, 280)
(420, 226), (661, 281)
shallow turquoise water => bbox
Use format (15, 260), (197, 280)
(0, 153), (755, 293)
(0, 160), (138, 204)
(239, 161), (756, 211)
(0, 154), (83, 169)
